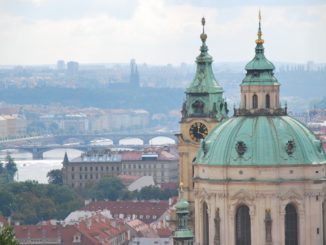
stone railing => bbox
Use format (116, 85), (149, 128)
(233, 107), (287, 117)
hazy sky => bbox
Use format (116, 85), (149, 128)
(0, 0), (325, 65)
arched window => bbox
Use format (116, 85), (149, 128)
(252, 95), (258, 109)
(265, 94), (270, 109)
(192, 100), (204, 114)
(285, 204), (298, 245)
(203, 202), (209, 245)
(235, 205), (251, 245)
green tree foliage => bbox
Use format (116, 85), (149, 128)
(81, 178), (177, 201)
(92, 177), (126, 201)
(0, 181), (82, 224)
(138, 186), (178, 200)
(0, 154), (17, 183)
(0, 225), (19, 245)
(5, 154), (17, 180)
(47, 169), (63, 185)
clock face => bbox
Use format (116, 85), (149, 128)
(189, 122), (208, 142)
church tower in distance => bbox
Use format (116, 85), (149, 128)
(177, 17), (228, 205)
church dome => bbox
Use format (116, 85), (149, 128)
(196, 116), (326, 166)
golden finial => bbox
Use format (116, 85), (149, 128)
(256, 9), (264, 44)
(200, 17), (207, 43)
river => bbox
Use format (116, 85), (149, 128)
(0, 136), (175, 184)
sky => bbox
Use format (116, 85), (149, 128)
(0, 0), (325, 65)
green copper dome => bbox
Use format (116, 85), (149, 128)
(175, 198), (189, 211)
(196, 116), (326, 166)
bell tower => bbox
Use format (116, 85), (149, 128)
(177, 18), (228, 204)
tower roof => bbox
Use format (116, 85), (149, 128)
(242, 11), (278, 85)
(186, 17), (223, 94)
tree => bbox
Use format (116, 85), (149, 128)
(47, 169), (63, 185)
(0, 225), (19, 245)
(93, 177), (126, 201)
(5, 154), (17, 181)
(0, 162), (4, 174)
(0, 190), (15, 216)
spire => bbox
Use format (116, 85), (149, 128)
(63, 152), (69, 163)
(256, 9), (264, 45)
(184, 17), (226, 120)
(173, 182), (194, 244)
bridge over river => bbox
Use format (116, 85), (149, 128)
(0, 132), (177, 159)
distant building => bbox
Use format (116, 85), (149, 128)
(56, 60), (66, 70)
(66, 61), (79, 76)
(62, 149), (121, 188)
(0, 114), (27, 138)
(107, 109), (149, 131)
(62, 147), (178, 188)
(129, 59), (140, 87)
(120, 149), (178, 184)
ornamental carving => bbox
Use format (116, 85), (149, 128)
(285, 140), (295, 156)
(278, 189), (302, 200)
(231, 189), (255, 202)
(235, 141), (247, 156)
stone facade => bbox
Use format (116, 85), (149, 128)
(62, 148), (178, 188)
(193, 164), (326, 244)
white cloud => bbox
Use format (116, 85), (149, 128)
(0, 0), (325, 65)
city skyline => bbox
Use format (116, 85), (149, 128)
(0, 0), (325, 65)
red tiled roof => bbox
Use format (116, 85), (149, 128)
(156, 227), (172, 238)
(15, 225), (60, 240)
(0, 215), (6, 224)
(60, 225), (98, 245)
(121, 151), (142, 160)
(82, 201), (169, 224)
(160, 182), (178, 190)
(14, 214), (128, 245)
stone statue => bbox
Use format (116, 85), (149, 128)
(214, 208), (221, 245)
(265, 209), (272, 244)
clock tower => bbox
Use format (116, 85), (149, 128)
(177, 18), (228, 204)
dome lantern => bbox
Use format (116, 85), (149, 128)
(235, 11), (286, 117)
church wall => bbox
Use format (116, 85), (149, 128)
(194, 163), (325, 183)
(194, 163), (326, 245)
